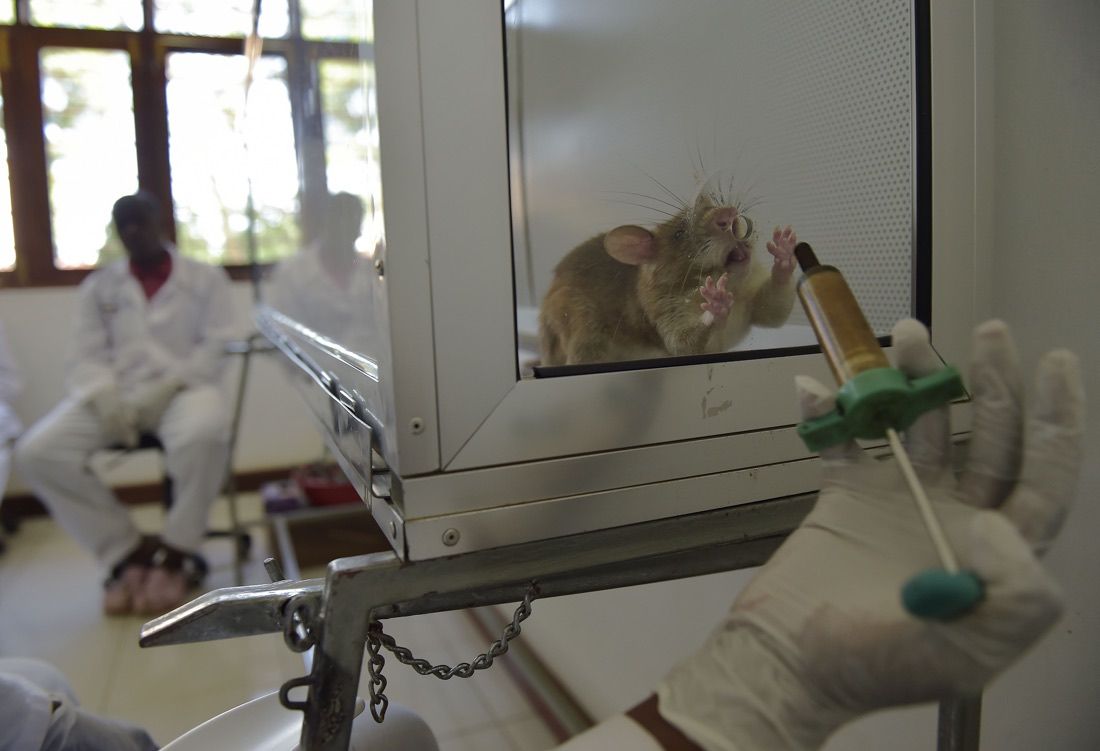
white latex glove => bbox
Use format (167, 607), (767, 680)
(88, 384), (139, 448)
(657, 319), (1084, 751)
(128, 376), (184, 432)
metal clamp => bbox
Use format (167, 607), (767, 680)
(283, 593), (320, 653)
(279, 675), (315, 712)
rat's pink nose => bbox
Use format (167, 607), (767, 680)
(713, 207), (738, 232)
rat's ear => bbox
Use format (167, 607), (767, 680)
(604, 225), (657, 266)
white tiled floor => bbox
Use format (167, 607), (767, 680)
(0, 495), (561, 750)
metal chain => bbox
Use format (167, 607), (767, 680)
(365, 626), (390, 722)
(283, 594), (318, 653)
(278, 594), (320, 714)
(365, 583), (539, 723)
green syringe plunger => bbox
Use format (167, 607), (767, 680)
(793, 242), (979, 622)
(793, 243), (966, 452)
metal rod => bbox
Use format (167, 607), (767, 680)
(139, 579), (323, 648)
(142, 496), (813, 748)
(294, 496), (814, 749)
(264, 556), (287, 583)
(885, 428), (959, 572)
(937, 696), (982, 751)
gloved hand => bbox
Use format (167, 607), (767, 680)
(657, 319), (1084, 751)
(128, 376), (184, 432)
(88, 384), (139, 448)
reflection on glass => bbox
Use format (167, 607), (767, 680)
(166, 52), (299, 264)
(0, 90), (13, 272)
(319, 58), (382, 252)
(40, 48), (138, 269)
(154, 0), (288, 38)
(507, 0), (916, 371)
(30, 0), (143, 30)
(266, 191), (376, 346)
(301, 0), (372, 42)
(266, 51), (382, 354)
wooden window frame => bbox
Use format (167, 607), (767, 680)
(0, 0), (365, 288)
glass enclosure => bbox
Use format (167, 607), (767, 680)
(302, 0), (373, 41)
(506, 0), (919, 373)
(30, 0), (143, 31)
(260, 1), (382, 352)
(166, 52), (299, 265)
(154, 0), (289, 38)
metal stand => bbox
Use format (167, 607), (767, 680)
(221, 334), (276, 584)
(938, 696), (982, 751)
(140, 493), (981, 751)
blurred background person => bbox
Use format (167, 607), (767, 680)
(15, 191), (236, 617)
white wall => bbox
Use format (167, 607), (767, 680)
(507, 2), (1100, 749)
(0, 282), (323, 495)
(981, 2), (1100, 747)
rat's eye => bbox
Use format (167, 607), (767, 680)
(733, 216), (753, 240)
(673, 226), (687, 241)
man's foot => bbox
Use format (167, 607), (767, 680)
(133, 565), (190, 616)
(103, 565), (148, 616)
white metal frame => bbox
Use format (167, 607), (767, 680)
(267, 0), (987, 560)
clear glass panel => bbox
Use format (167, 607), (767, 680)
(262, 53), (383, 350)
(301, 0), (373, 42)
(1, 3), (14, 24)
(40, 48), (138, 269)
(319, 58), (382, 254)
(154, 0), (288, 38)
(507, 0), (916, 371)
(0, 89), (14, 272)
(30, 0), (143, 30)
(166, 52), (299, 264)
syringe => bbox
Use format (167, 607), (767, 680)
(794, 243), (982, 620)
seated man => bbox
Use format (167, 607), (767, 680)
(16, 191), (236, 616)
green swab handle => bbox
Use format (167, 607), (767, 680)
(796, 364), (980, 619)
(797, 365), (966, 452)
(902, 569), (985, 621)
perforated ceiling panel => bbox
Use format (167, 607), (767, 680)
(762, 0), (915, 331)
(511, 0), (918, 339)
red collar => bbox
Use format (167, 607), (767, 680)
(129, 252), (173, 300)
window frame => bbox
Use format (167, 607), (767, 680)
(0, 0), (366, 287)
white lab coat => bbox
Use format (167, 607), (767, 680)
(68, 249), (236, 399)
(15, 251), (237, 569)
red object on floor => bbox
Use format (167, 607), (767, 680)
(294, 464), (361, 506)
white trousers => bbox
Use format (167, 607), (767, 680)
(15, 387), (229, 571)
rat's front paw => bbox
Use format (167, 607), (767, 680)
(699, 273), (733, 326)
(767, 226), (798, 278)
